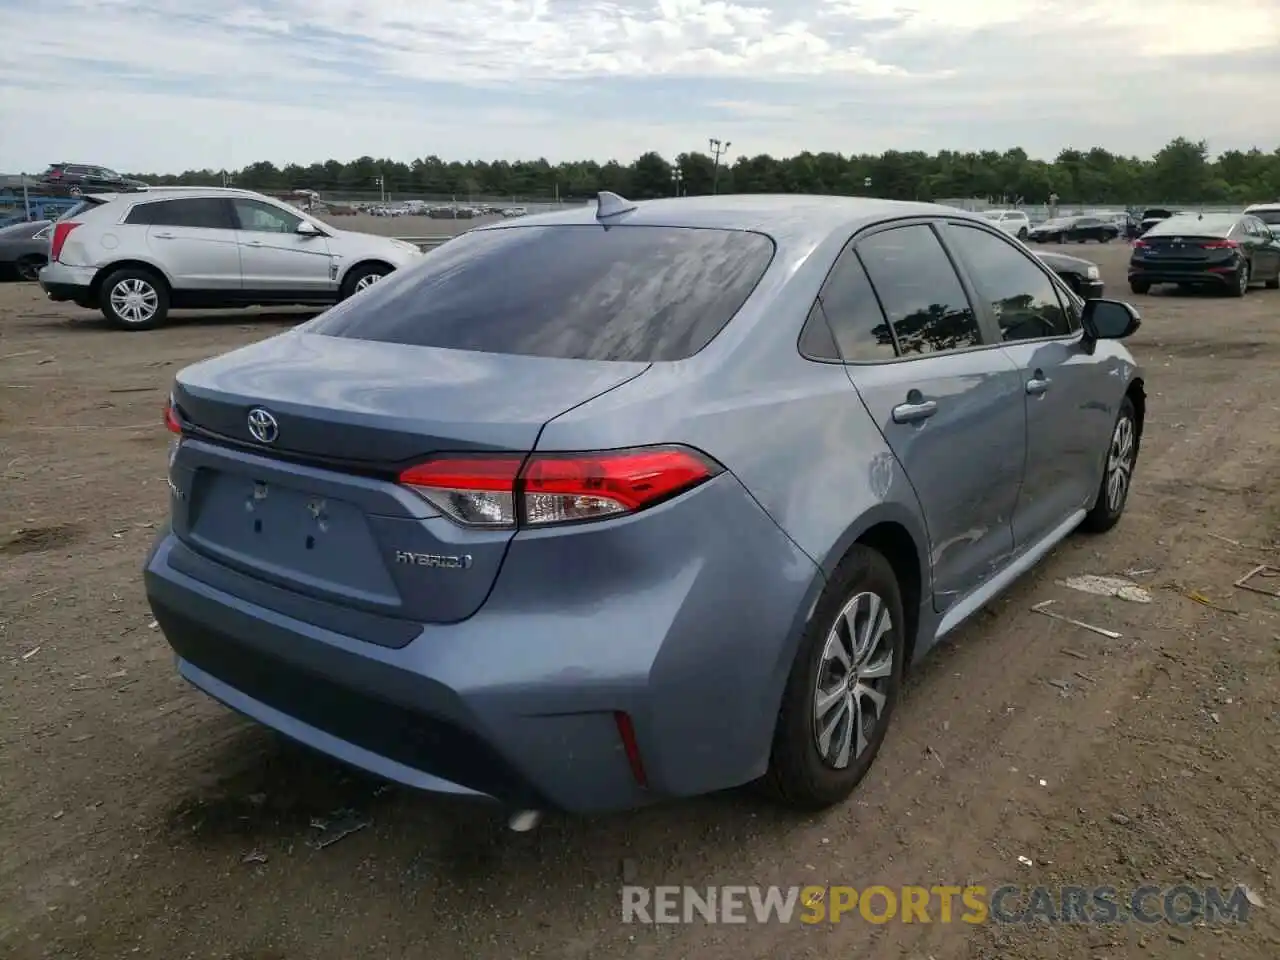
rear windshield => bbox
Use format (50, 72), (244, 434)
(55, 198), (102, 221)
(1252, 209), (1280, 225)
(1146, 214), (1237, 236)
(308, 224), (776, 362)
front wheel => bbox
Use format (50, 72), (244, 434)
(15, 255), (45, 281)
(1080, 395), (1139, 534)
(1129, 280), (1150, 295)
(761, 545), (905, 810)
(1017, 227), (1029, 240)
(340, 263), (389, 300)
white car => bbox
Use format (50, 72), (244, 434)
(979, 209), (1031, 240)
(1244, 202), (1280, 238)
(38, 187), (423, 330)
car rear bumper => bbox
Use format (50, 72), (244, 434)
(39, 262), (97, 305)
(1127, 265), (1238, 286)
(143, 475), (821, 814)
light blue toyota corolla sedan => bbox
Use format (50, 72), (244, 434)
(145, 192), (1145, 821)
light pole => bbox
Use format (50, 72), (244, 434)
(863, 177), (872, 194)
(374, 175), (385, 204)
(709, 138), (731, 195)
(671, 166), (682, 197)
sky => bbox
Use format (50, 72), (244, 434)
(1, 0), (1278, 174)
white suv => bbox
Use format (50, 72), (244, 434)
(979, 209), (1031, 240)
(38, 187), (423, 330)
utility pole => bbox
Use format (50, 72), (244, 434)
(709, 138), (731, 195)
(375, 174), (385, 204)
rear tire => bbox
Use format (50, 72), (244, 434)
(761, 545), (906, 810)
(99, 267), (169, 330)
(1017, 227), (1029, 240)
(1129, 280), (1150, 295)
(1081, 395), (1139, 534)
(1226, 262), (1249, 298)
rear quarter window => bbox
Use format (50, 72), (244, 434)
(307, 224), (776, 362)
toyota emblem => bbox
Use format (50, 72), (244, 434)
(246, 407), (279, 444)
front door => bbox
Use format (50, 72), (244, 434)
(231, 198), (336, 296)
(939, 220), (1107, 548)
(843, 222), (1026, 612)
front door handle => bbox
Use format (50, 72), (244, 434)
(892, 399), (938, 424)
(152, 232), (175, 239)
(243, 240), (264, 247)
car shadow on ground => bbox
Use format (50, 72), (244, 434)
(45, 307), (323, 331)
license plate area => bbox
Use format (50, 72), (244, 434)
(187, 470), (399, 604)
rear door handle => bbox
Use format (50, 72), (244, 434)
(244, 240), (264, 247)
(1026, 371), (1051, 395)
(891, 399), (938, 424)
(153, 232), (175, 239)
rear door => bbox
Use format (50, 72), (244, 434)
(230, 198), (335, 295)
(1243, 218), (1280, 279)
(940, 220), (1104, 549)
(837, 221), (1025, 611)
(126, 197), (242, 290)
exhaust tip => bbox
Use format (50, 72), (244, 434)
(508, 809), (541, 832)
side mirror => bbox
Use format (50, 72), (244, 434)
(296, 220), (322, 237)
(1081, 299), (1141, 346)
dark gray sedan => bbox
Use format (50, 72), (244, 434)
(1034, 249), (1105, 299)
(0, 220), (51, 281)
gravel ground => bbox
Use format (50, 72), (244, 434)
(1, 241), (1278, 959)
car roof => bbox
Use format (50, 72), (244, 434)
(471, 193), (974, 251)
(1244, 202), (1280, 212)
(88, 186), (269, 204)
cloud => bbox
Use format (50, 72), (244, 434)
(0, 0), (1276, 174)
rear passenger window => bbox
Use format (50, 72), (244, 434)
(855, 225), (982, 355)
(125, 198), (233, 229)
(817, 248), (896, 361)
(945, 224), (1071, 342)
(798, 302), (840, 361)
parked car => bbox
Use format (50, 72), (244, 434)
(1027, 215), (1120, 244)
(39, 163), (148, 196)
(145, 193), (1146, 822)
(0, 219), (52, 280)
(1034, 249), (1104, 299)
(1128, 212), (1280, 296)
(978, 209), (1031, 240)
(1136, 208), (1178, 237)
(37, 187), (423, 330)
(1243, 202), (1280, 238)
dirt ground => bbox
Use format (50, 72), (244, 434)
(2, 242), (1278, 960)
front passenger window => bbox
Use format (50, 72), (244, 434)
(946, 224), (1071, 342)
(233, 199), (302, 234)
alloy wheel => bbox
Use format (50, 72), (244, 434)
(354, 272), (384, 292)
(109, 278), (159, 325)
(813, 591), (894, 769)
(1106, 415), (1136, 512)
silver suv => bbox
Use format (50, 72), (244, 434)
(38, 187), (423, 330)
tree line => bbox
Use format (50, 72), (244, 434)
(128, 137), (1280, 205)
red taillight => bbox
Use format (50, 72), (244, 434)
(614, 711), (648, 787)
(399, 456), (522, 526)
(1200, 239), (1238, 249)
(163, 397), (182, 434)
(1132, 239), (1148, 249)
(48, 168), (62, 179)
(50, 222), (81, 262)
(397, 445), (720, 528)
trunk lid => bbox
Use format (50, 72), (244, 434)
(1137, 234), (1233, 267)
(168, 332), (649, 625)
